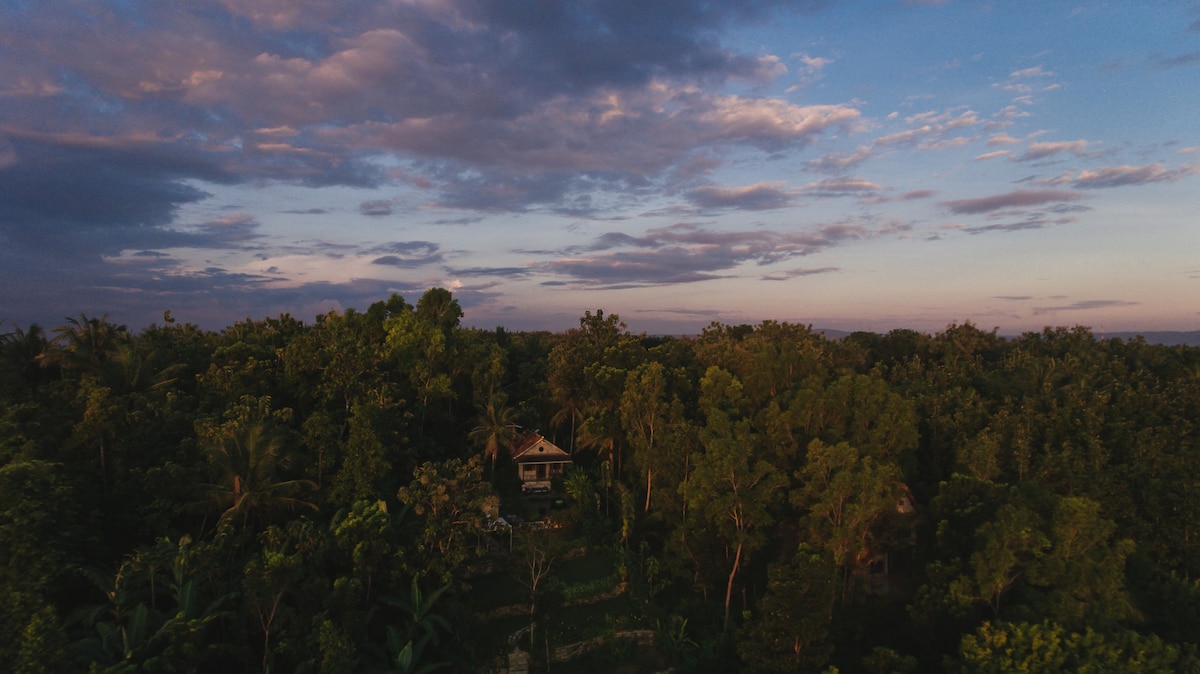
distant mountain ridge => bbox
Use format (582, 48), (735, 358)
(813, 329), (1200, 347)
(1101, 331), (1200, 347)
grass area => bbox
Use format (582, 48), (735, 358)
(467, 571), (529, 610)
(470, 531), (635, 668)
(472, 553), (647, 668)
(549, 594), (637, 644)
(557, 641), (667, 674)
(478, 613), (531, 659)
(556, 547), (614, 585)
(477, 596), (640, 661)
(469, 534), (614, 613)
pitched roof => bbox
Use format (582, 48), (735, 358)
(511, 430), (571, 462)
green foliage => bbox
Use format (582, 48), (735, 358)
(72, 535), (240, 672)
(957, 621), (1181, 673)
(15, 603), (67, 674)
(969, 502), (1050, 619)
(814, 373), (919, 465)
(331, 398), (401, 504)
(548, 309), (642, 460)
(468, 390), (519, 471)
(690, 366), (789, 628)
(316, 618), (358, 674)
(738, 548), (836, 673)
(396, 457), (494, 582)
(6, 297), (1200, 672)
(197, 416), (317, 530)
(0, 459), (76, 664)
(50, 313), (129, 379)
(332, 499), (400, 601)
(245, 519), (327, 672)
(0, 323), (53, 396)
(621, 359), (692, 525)
(793, 439), (909, 598)
(861, 646), (917, 674)
(560, 575), (620, 602)
(916, 479), (1136, 634)
(656, 614), (699, 668)
(562, 466), (604, 537)
(364, 576), (453, 674)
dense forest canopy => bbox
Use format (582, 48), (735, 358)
(3, 289), (1200, 673)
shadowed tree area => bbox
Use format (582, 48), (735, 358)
(3, 297), (1200, 672)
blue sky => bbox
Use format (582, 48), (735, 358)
(1, 1), (1197, 335)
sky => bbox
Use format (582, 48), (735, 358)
(1, 1), (1198, 336)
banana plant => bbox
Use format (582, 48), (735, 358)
(364, 575), (451, 674)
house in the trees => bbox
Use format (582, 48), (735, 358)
(865, 485), (918, 594)
(512, 430), (572, 493)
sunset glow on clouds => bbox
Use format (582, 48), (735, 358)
(1, 1), (1197, 334)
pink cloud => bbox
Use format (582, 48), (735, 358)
(941, 189), (1086, 214)
(688, 181), (797, 210)
(1040, 163), (1199, 189)
(974, 150), (1010, 161)
(1018, 140), (1092, 161)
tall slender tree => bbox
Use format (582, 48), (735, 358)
(468, 390), (519, 472)
(690, 366), (788, 629)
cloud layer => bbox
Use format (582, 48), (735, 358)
(1, 1), (1197, 333)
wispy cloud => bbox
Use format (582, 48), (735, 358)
(193, 214), (265, 246)
(785, 52), (833, 91)
(368, 241), (443, 267)
(806, 107), (979, 175)
(975, 150), (1010, 161)
(1038, 162), (1199, 189)
(873, 108), (979, 149)
(863, 189), (935, 205)
(449, 265), (532, 279)
(684, 175), (887, 211)
(761, 266), (840, 281)
(359, 199), (394, 216)
(1032, 299), (1139, 315)
(542, 221), (874, 287)
(798, 177), (884, 197)
(1150, 51), (1200, 70)
(1017, 139), (1092, 161)
(941, 189), (1086, 214)
(805, 145), (873, 173)
(687, 181), (797, 210)
(992, 62), (1062, 102)
(987, 133), (1021, 146)
(962, 212), (1082, 234)
(1010, 65), (1055, 79)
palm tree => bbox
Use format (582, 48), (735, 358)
(551, 398), (584, 454)
(468, 391), (519, 472)
(576, 409), (622, 475)
(111, 338), (181, 394)
(50, 313), (127, 378)
(0, 322), (52, 393)
(200, 422), (317, 530)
